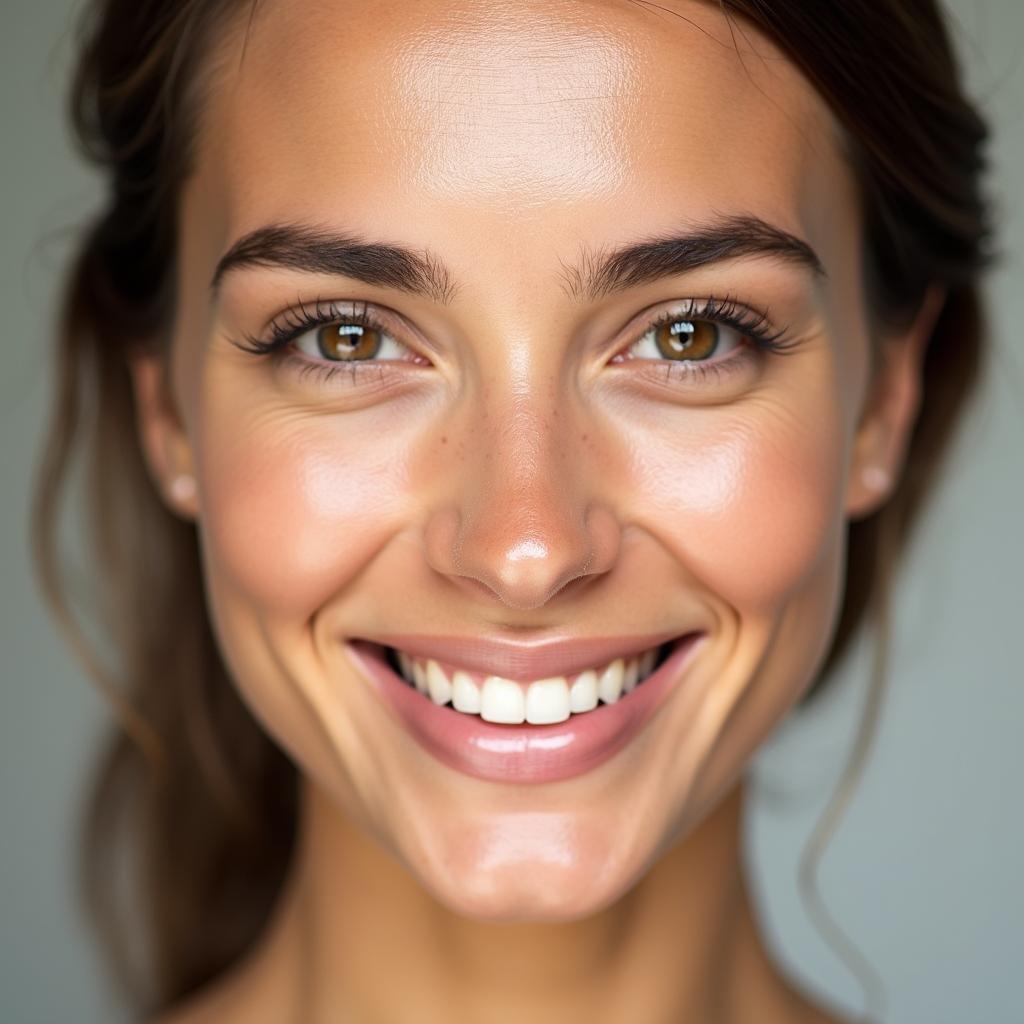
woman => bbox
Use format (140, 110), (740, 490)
(34, 0), (992, 1021)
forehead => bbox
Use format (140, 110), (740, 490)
(191, 0), (850, 287)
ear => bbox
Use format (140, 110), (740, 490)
(128, 349), (198, 520)
(844, 285), (946, 521)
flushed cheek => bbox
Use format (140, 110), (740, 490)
(196, 408), (415, 619)
(631, 407), (847, 616)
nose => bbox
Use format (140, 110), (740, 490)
(422, 397), (621, 613)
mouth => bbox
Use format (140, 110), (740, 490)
(381, 639), (676, 724)
(344, 632), (706, 784)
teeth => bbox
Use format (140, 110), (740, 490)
(480, 675), (526, 724)
(525, 677), (571, 725)
(390, 643), (666, 720)
(398, 649), (413, 681)
(426, 659), (452, 706)
(451, 669), (481, 713)
(569, 669), (598, 713)
(597, 658), (625, 705)
(640, 648), (657, 678)
(622, 656), (640, 694)
(410, 658), (429, 695)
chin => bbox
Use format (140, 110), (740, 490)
(406, 818), (648, 923)
(424, 866), (633, 924)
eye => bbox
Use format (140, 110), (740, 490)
(626, 315), (741, 364)
(608, 296), (798, 389)
(293, 317), (411, 363)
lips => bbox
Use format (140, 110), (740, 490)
(352, 628), (690, 682)
(343, 631), (707, 784)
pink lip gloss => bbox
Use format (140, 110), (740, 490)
(344, 633), (706, 784)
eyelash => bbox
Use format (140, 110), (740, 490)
(231, 298), (416, 388)
(616, 295), (798, 386)
(230, 294), (800, 389)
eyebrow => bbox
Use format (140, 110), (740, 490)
(209, 214), (825, 305)
(209, 224), (459, 304)
(562, 213), (826, 300)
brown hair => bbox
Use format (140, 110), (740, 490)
(31, 0), (993, 1018)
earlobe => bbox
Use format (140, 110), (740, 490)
(127, 350), (198, 519)
(844, 284), (946, 521)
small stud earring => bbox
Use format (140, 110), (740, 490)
(169, 473), (197, 504)
(861, 465), (890, 492)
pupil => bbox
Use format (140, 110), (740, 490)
(656, 319), (717, 360)
(317, 322), (381, 360)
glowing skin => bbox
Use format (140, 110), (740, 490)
(131, 1), (939, 1021)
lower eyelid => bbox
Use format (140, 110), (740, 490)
(615, 344), (759, 386)
(278, 347), (432, 390)
(615, 338), (753, 368)
(278, 347), (752, 383)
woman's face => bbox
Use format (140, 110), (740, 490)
(138, 0), (924, 918)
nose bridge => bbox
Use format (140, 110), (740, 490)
(492, 378), (564, 490)
(424, 365), (619, 612)
(485, 385), (576, 543)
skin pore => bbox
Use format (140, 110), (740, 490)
(131, 1), (939, 1021)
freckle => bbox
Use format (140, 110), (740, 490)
(441, 435), (448, 444)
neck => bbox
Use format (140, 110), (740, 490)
(229, 777), (809, 1024)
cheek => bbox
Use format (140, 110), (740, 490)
(631, 396), (848, 616)
(195, 403), (413, 618)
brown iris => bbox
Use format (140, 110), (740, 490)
(654, 319), (718, 360)
(315, 322), (382, 361)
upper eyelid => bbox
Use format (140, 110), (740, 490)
(245, 298), (414, 354)
(274, 297), (397, 334)
(286, 299), (427, 354)
(613, 296), (782, 347)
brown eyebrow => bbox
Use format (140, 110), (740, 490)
(209, 214), (825, 304)
(560, 213), (826, 300)
(209, 224), (459, 304)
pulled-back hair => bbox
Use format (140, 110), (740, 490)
(31, 0), (993, 1017)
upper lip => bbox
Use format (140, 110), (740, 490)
(355, 628), (700, 681)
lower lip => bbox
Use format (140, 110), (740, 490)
(344, 633), (706, 784)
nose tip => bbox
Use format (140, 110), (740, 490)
(464, 532), (595, 611)
(426, 503), (620, 612)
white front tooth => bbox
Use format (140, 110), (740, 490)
(639, 648), (657, 679)
(411, 659), (429, 694)
(569, 669), (598, 713)
(451, 670), (481, 714)
(426, 659), (452, 705)
(525, 677), (571, 725)
(597, 658), (625, 704)
(479, 676), (525, 724)
(622, 657), (640, 693)
(397, 649), (413, 682)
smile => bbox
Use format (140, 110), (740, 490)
(386, 643), (672, 724)
(344, 632), (707, 784)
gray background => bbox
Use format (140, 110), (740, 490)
(2, 1), (1021, 1022)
